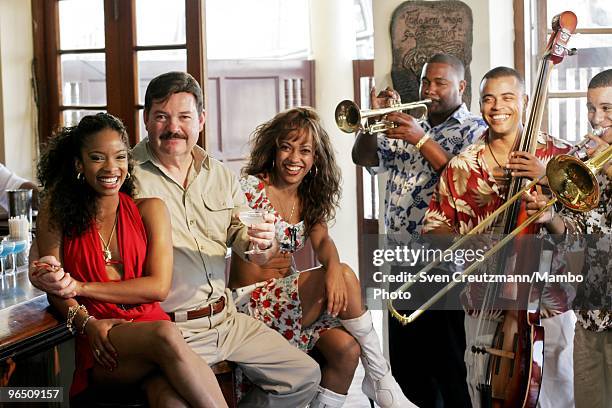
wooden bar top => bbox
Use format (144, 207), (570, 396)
(0, 271), (71, 362)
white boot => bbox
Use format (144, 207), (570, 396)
(309, 385), (347, 408)
(341, 311), (419, 408)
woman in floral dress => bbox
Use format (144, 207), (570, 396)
(230, 107), (415, 408)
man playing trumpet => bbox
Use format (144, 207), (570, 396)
(352, 53), (486, 407)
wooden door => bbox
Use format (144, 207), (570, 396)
(208, 60), (317, 271)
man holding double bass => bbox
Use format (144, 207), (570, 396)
(423, 66), (579, 407)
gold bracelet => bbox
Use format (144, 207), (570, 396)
(66, 304), (87, 334)
(79, 315), (94, 335)
(415, 133), (431, 150)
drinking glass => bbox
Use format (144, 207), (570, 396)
(239, 210), (266, 255)
(0, 238), (15, 277)
(8, 238), (28, 274)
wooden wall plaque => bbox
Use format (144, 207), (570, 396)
(390, 1), (474, 109)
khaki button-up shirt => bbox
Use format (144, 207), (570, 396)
(132, 139), (249, 313)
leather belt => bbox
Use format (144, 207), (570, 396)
(169, 297), (226, 322)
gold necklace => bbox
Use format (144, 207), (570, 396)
(286, 199), (296, 223)
(270, 187), (297, 223)
(98, 212), (118, 263)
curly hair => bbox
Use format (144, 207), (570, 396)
(242, 106), (341, 234)
(37, 113), (134, 238)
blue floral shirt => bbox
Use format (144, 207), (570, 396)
(368, 103), (486, 235)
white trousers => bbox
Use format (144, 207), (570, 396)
(464, 310), (576, 408)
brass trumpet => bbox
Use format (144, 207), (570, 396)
(335, 99), (432, 134)
(388, 144), (612, 325)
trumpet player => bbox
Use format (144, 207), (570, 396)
(351, 53), (486, 407)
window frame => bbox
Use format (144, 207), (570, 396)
(32, 0), (206, 147)
(516, 0), (612, 139)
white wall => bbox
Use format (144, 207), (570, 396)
(310, 0), (359, 271)
(0, 0), (36, 180)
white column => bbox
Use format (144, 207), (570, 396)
(0, 0), (35, 180)
(309, 0), (359, 271)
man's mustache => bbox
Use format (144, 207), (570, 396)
(160, 132), (186, 140)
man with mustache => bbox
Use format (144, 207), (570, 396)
(30, 71), (321, 407)
(352, 53), (486, 407)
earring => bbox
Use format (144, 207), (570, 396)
(126, 172), (131, 180)
(76, 172), (83, 181)
(271, 159), (275, 170)
(310, 165), (318, 177)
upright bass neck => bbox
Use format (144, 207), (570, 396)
(520, 11), (578, 156)
(503, 11), (577, 234)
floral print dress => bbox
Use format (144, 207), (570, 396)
(237, 175), (341, 351)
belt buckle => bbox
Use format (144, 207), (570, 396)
(211, 297), (224, 317)
(174, 311), (188, 323)
(210, 304), (216, 317)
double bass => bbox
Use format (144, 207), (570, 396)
(474, 11), (577, 408)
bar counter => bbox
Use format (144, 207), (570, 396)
(0, 270), (71, 364)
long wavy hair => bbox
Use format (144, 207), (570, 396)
(37, 113), (134, 238)
(242, 106), (341, 234)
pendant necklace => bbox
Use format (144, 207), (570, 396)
(98, 211), (118, 263)
(487, 136), (512, 178)
(270, 187), (298, 253)
(285, 199), (296, 224)
(270, 186), (296, 223)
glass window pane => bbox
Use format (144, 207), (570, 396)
(362, 168), (378, 220)
(562, 33), (612, 52)
(548, 0), (612, 29)
(547, 97), (588, 144)
(59, 0), (105, 50)
(138, 109), (147, 142)
(354, 0), (374, 59)
(137, 50), (187, 104)
(360, 77), (374, 109)
(136, 0), (186, 46)
(62, 110), (106, 127)
(61, 54), (107, 106)
(548, 34), (612, 92)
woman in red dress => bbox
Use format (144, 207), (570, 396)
(31, 113), (226, 407)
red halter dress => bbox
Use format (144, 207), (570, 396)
(62, 192), (169, 396)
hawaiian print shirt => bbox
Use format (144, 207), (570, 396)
(422, 131), (576, 315)
(570, 174), (611, 332)
(368, 103), (486, 236)
(240, 175), (306, 254)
